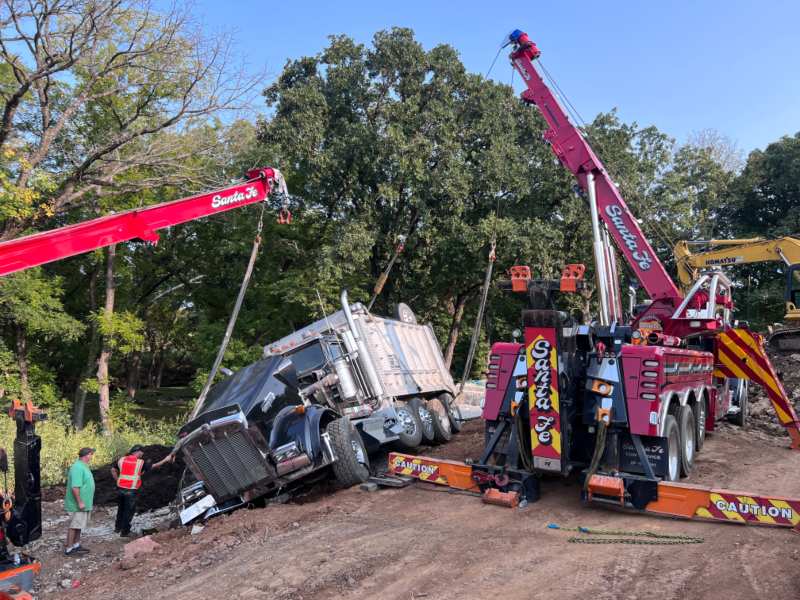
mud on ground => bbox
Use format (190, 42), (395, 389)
(36, 347), (800, 599)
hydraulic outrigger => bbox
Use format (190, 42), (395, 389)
(388, 29), (800, 533)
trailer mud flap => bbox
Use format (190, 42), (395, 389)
(714, 327), (800, 449)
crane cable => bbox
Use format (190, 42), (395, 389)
(537, 61), (677, 253)
(189, 201), (269, 420)
(458, 198), (501, 397)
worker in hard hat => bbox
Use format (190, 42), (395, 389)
(110, 445), (174, 537)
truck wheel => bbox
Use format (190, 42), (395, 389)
(663, 414), (681, 482)
(428, 397), (453, 444)
(326, 417), (370, 487)
(729, 379), (749, 427)
(440, 393), (463, 433)
(678, 404), (696, 477)
(412, 398), (436, 444)
(695, 398), (707, 451)
(395, 402), (424, 449)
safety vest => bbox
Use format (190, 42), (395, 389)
(117, 455), (144, 490)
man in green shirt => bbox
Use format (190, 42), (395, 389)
(64, 447), (95, 556)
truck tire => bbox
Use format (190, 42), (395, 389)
(439, 393), (463, 433)
(428, 397), (453, 444)
(729, 379), (748, 427)
(326, 417), (370, 487)
(678, 404), (696, 477)
(695, 397), (707, 451)
(663, 414), (681, 482)
(395, 402), (424, 449)
(412, 398), (436, 444)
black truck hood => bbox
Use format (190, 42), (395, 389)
(179, 356), (301, 436)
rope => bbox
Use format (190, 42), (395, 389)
(547, 523), (704, 545)
(583, 421), (607, 492)
(189, 202), (268, 420)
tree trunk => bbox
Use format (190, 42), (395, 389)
(15, 324), (31, 402)
(155, 349), (165, 389)
(73, 266), (100, 429)
(146, 346), (158, 389)
(443, 294), (468, 369)
(96, 244), (117, 434)
(126, 351), (141, 402)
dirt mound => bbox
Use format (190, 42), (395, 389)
(91, 445), (184, 512)
(748, 349), (800, 436)
(44, 445), (184, 512)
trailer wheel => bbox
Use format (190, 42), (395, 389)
(678, 404), (696, 477)
(428, 397), (453, 444)
(663, 414), (681, 482)
(695, 397), (707, 451)
(412, 398), (436, 444)
(326, 417), (370, 487)
(395, 402), (424, 449)
(439, 393), (463, 433)
(728, 379), (749, 427)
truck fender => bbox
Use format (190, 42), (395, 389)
(304, 405), (340, 463)
(269, 406), (307, 450)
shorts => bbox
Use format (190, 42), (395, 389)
(68, 510), (91, 530)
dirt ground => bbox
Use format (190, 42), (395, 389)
(35, 412), (800, 600)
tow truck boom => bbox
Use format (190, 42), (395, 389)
(0, 167), (286, 277)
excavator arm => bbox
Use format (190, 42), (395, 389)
(675, 237), (800, 287)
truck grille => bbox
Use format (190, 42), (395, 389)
(188, 430), (272, 501)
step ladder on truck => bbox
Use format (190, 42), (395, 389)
(390, 29), (800, 533)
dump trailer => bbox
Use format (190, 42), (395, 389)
(176, 291), (458, 524)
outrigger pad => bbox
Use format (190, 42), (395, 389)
(714, 327), (800, 449)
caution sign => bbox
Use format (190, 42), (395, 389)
(714, 327), (800, 449)
(695, 492), (800, 527)
(389, 454), (449, 485)
(525, 327), (562, 472)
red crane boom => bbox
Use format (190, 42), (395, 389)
(0, 167), (285, 277)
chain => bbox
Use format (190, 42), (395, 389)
(549, 524), (704, 545)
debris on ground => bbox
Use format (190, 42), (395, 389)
(123, 536), (160, 561)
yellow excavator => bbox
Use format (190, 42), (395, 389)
(674, 237), (800, 350)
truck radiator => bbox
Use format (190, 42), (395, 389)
(188, 431), (272, 501)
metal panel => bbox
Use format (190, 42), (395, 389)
(263, 303), (455, 401)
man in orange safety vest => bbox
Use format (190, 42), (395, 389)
(111, 445), (174, 537)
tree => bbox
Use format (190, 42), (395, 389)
(0, 268), (83, 405)
(0, 0), (259, 239)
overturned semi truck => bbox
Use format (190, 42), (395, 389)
(176, 291), (458, 523)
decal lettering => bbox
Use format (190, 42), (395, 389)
(604, 205), (652, 270)
(211, 185), (258, 209)
(713, 499), (793, 520)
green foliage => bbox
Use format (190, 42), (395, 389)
(0, 417), (178, 488)
(0, 269), (84, 340)
(93, 308), (145, 354)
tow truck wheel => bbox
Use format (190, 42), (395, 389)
(412, 398), (436, 443)
(728, 379), (749, 427)
(428, 397), (453, 444)
(678, 404), (696, 477)
(395, 402), (424, 449)
(695, 398), (707, 451)
(327, 417), (370, 487)
(663, 414), (681, 482)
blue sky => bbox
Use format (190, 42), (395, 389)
(195, 0), (800, 154)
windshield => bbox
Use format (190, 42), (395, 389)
(195, 356), (298, 418)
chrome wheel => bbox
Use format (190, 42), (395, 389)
(418, 404), (435, 439)
(397, 407), (418, 437)
(668, 425), (680, 481)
